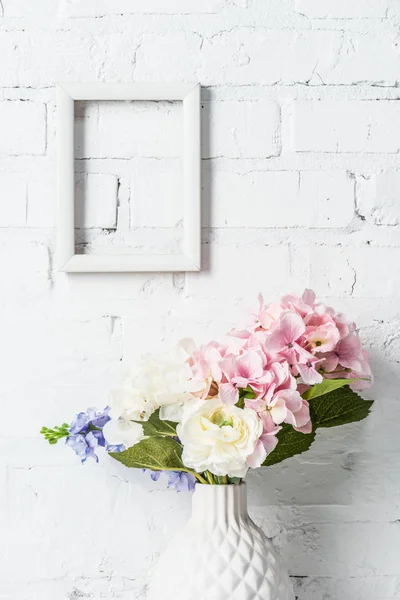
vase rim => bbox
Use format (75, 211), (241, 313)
(197, 482), (246, 487)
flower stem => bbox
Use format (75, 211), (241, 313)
(192, 472), (208, 484)
(215, 475), (228, 484)
(204, 471), (216, 485)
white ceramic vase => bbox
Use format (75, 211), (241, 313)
(147, 483), (295, 600)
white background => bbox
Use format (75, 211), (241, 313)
(1, 0), (399, 598)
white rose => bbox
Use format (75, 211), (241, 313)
(177, 398), (263, 478)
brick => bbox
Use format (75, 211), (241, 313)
(0, 102), (46, 156)
(27, 179), (55, 228)
(0, 31), (101, 88)
(134, 32), (203, 81)
(357, 172), (400, 225)
(186, 244), (305, 299)
(75, 173), (118, 229)
(209, 171), (354, 227)
(75, 101), (183, 160)
(352, 246), (400, 296)
(309, 245), (355, 296)
(203, 100), (281, 159)
(292, 101), (400, 153)
(64, 0), (221, 16)
(296, 0), (389, 18)
(199, 29), (342, 85)
(322, 34), (400, 86)
(3, 0), (59, 19)
(130, 159), (182, 228)
(293, 576), (400, 600)
(0, 174), (27, 226)
(0, 241), (49, 299)
(52, 318), (122, 361)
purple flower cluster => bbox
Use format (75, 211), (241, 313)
(146, 469), (196, 492)
(66, 407), (123, 463)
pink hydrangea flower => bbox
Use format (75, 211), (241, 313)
(181, 289), (372, 465)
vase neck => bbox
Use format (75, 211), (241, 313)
(191, 483), (249, 527)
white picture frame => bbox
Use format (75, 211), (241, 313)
(57, 82), (201, 273)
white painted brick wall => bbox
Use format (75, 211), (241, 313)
(64, 0), (222, 17)
(292, 101), (400, 153)
(0, 175), (27, 226)
(204, 100), (281, 158)
(296, 0), (390, 18)
(357, 172), (400, 226)
(210, 170), (354, 227)
(0, 1), (399, 599)
(75, 173), (118, 229)
(0, 101), (46, 156)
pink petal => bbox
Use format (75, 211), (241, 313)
(219, 383), (239, 406)
(279, 389), (303, 414)
(302, 289), (316, 306)
(297, 362), (323, 385)
(293, 400), (311, 428)
(320, 351), (340, 373)
(294, 343), (315, 364)
(237, 352), (264, 380)
(257, 293), (265, 312)
(295, 420), (313, 434)
(265, 312), (305, 351)
(228, 328), (252, 340)
(337, 334), (362, 367)
(334, 312), (354, 339)
(260, 411), (279, 434)
(305, 323), (340, 353)
(247, 439), (267, 469)
(260, 432), (279, 454)
(280, 312), (306, 344)
(269, 398), (288, 424)
(259, 302), (284, 330)
(219, 356), (237, 380)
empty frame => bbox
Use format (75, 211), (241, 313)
(57, 82), (201, 273)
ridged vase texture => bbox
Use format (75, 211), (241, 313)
(147, 483), (295, 600)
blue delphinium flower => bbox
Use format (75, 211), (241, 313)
(66, 407), (124, 463)
(144, 469), (196, 492)
(167, 471), (196, 492)
(69, 407), (111, 435)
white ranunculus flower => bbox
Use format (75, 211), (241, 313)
(177, 398), (263, 478)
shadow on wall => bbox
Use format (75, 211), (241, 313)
(201, 96), (212, 274)
(245, 345), (399, 599)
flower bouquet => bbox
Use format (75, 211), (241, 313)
(42, 289), (373, 600)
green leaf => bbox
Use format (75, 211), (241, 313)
(110, 436), (185, 472)
(237, 385), (256, 408)
(302, 378), (357, 400)
(139, 409), (177, 437)
(310, 386), (373, 429)
(262, 386), (373, 468)
(236, 397), (245, 409)
(242, 385), (257, 399)
(228, 477), (242, 485)
(263, 425), (316, 467)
